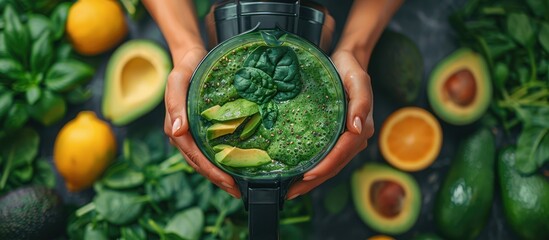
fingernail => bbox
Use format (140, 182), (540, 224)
(303, 175), (316, 181)
(288, 194), (300, 200)
(172, 118), (181, 135)
(221, 181), (233, 189)
(353, 116), (362, 134)
(229, 192), (238, 198)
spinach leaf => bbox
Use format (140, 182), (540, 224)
(120, 224), (147, 240)
(45, 60), (94, 92)
(174, 175), (194, 210)
(12, 163), (33, 182)
(3, 102), (28, 130)
(0, 91), (13, 118)
(30, 32), (53, 75)
(526, 0), (547, 17)
(27, 90), (66, 126)
(102, 162), (145, 189)
(124, 139), (152, 169)
(0, 127), (38, 168)
(535, 133), (549, 168)
(259, 101), (278, 129)
(210, 189), (241, 215)
(50, 2), (71, 40)
(2, 4), (30, 65)
(539, 22), (549, 53)
(165, 207), (204, 240)
(195, 178), (213, 210)
(506, 13), (534, 47)
(25, 85), (41, 105)
(27, 14), (52, 41)
(244, 46), (302, 101)
(128, 127), (166, 163)
(145, 171), (184, 202)
(94, 190), (145, 225)
(84, 223), (108, 240)
(32, 158), (55, 188)
(260, 31), (285, 47)
(515, 126), (548, 174)
(233, 67), (277, 104)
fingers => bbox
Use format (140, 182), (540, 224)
(343, 67), (373, 136)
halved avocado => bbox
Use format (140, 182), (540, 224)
(206, 117), (246, 140)
(351, 163), (421, 235)
(214, 146), (271, 167)
(428, 48), (492, 125)
(102, 40), (171, 126)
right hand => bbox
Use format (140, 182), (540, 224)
(164, 46), (241, 198)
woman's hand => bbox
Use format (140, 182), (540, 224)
(286, 49), (375, 199)
(163, 46), (241, 198)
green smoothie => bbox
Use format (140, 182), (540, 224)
(196, 39), (343, 175)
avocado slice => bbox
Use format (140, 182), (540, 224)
(499, 147), (549, 240)
(206, 117), (246, 140)
(0, 186), (65, 239)
(240, 113), (261, 140)
(201, 99), (259, 121)
(369, 30), (423, 105)
(102, 40), (171, 126)
(214, 146), (271, 167)
(427, 48), (492, 125)
(351, 163), (421, 235)
(212, 144), (233, 152)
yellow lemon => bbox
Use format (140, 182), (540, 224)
(54, 111), (117, 191)
(66, 0), (128, 55)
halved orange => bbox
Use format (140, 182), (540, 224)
(379, 107), (442, 172)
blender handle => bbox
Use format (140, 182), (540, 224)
(248, 185), (280, 240)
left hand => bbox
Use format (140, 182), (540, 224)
(286, 49), (375, 199)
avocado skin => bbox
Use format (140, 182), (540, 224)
(434, 128), (495, 240)
(499, 147), (549, 240)
(0, 186), (66, 240)
(369, 30), (423, 105)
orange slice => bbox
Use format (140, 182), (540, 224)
(379, 107), (442, 171)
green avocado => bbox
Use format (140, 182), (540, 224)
(214, 146), (271, 167)
(102, 40), (171, 126)
(428, 48), (492, 125)
(351, 163), (421, 235)
(240, 113), (261, 140)
(201, 99), (259, 121)
(0, 186), (66, 240)
(369, 30), (423, 105)
(212, 144), (233, 152)
(434, 128), (495, 240)
(499, 147), (549, 240)
(206, 117), (246, 140)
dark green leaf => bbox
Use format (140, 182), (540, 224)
(493, 62), (509, 90)
(12, 163), (33, 182)
(323, 183), (349, 215)
(45, 60), (94, 92)
(27, 90), (66, 126)
(517, 106), (549, 128)
(50, 2), (71, 40)
(260, 31), (285, 47)
(0, 32), (7, 57)
(174, 175), (194, 210)
(128, 127), (166, 163)
(515, 126), (548, 174)
(94, 190), (145, 225)
(0, 127), (39, 168)
(55, 42), (73, 61)
(507, 13), (534, 47)
(210, 189), (241, 215)
(124, 139), (151, 169)
(259, 101), (278, 129)
(4, 102), (28, 130)
(535, 133), (549, 169)
(145, 171), (184, 202)
(234, 67), (277, 104)
(165, 207), (204, 240)
(25, 85), (41, 105)
(30, 32), (54, 75)
(66, 86), (92, 104)
(526, 0), (547, 17)
(84, 223), (108, 240)
(539, 23), (549, 53)
(27, 14), (52, 41)
(0, 58), (24, 80)
(3, 4), (30, 65)
(102, 162), (145, 189)
(195, 178), (213, 210)
(0, 91), (13, 119)
(32, 159), (55, 188)
(120, 225), (147, 240)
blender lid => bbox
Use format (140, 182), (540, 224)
(214, 0), (325, 24)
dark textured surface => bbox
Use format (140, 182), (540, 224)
(38, 0), (518, 239)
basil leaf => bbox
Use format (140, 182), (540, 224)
(233, 67), (277, 104)
(3, 5), (30, 65)
(244, 46), (302, 101)
(45, 60), (94, 92)
(4, 102), (28, 130)
(0, 32), (7, 57)
(25, 85), (41, 105)
(55, 42), (73, 61)
(0, 127), (39, 168)
(515, 126), (548, 174)
(259, 101), (278, 129)
(507, 13), (534, 47)
(0, 58), (24, 81)
(50, 2), (71, 40)
(30, 32), (53, 74)
(27, 90), (66, 126)
(94, 190), (145, 225)
(0, 91), (13, 118)
(27, 14), (53, 41)
(539, 23), (549, 53)
(165, 207), (204, 240)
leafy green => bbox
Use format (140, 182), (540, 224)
(27, 90), (66, 126)
(539, 23), (549, 53)
(515, 126), (549, 174)
(323, 183), (349, 215)
(2, 4), (30, 65)
(94, 190), (146, 225)
(506, 13), (534, 47)
(50, 2), (70, 40)
(45, 60), (94, 92)
(30, 32), (54, 75)
(27, 14), (53, 40)
(165, 207), (204, 240)
(233, 67), (277, 104)
(259, 101), (278, 129)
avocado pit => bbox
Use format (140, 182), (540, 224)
(443, 69), (476, 106)
(370, 180), (406, 218)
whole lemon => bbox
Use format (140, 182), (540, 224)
(54, 111), (117, 191)
(66, 0), (128, 55)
